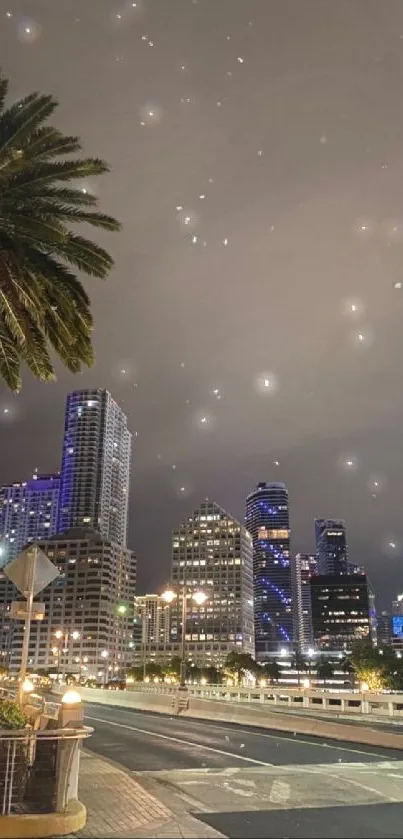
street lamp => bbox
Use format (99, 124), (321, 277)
(161, 588), (208, 686)
(54, 629), (80, 680)
(101, 649), (109, 685)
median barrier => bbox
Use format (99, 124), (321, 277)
(74, 686), (403, 751)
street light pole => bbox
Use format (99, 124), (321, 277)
(17, 546), (37, 705)
(180, 589), (187, 687)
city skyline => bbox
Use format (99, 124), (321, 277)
(1, 1), (403, 608)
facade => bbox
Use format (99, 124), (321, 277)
(246, 482), (292, 657)
(292, 553), (317, 652)
(7, 528), (137, 678)
(315, 518), (348, 575)
(0, 472), (60, 564)
(310, 573), (376, 651)
(58, 390), (131, 547)
(134, 594), (171, 648)
(170, 500), (254, 666)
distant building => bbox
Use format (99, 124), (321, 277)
(7, 528), (136, 678)
(314, 518), (348, 575)
(170, 500), (254, 666)
(377, 611), (392, 647)
(292, 553), (317, 652)
(0, 472), (60, 564)
(246, 482), (293, 657)
(134, 594), (171, 648)
(310, 573), (376, 651)
(58, 390), (131, 547)
(392, 593), (403, 615)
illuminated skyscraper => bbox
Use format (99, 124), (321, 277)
(0, 472), (60, 564)
(170, 500), (254, 666)
(58, 390), (131, 546)
(246, 482), (293, 657)
(292, 553), (317, 652)
(315, 518), (348, 575)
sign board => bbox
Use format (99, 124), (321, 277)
(10, 601), (45, 621)
(4, 546), (59, 596)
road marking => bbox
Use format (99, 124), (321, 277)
(85, 704), (396, 761)
(270, 779), (291, 804)
(86, 715), (274, 767)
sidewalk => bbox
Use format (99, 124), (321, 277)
(67, 750), (224, 839)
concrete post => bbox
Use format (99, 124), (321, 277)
(55, 691), (84, 812)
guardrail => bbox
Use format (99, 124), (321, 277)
(127, 682), (403, 718)
(0, 726), (92, 817)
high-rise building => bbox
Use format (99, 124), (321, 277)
(0, 472), (60, 564)
(310, 573), (376, 651)
(292, 553), (317, 652)
(134, 595), (171, 647)
(58, 389), (131, 546)
(315, 518), (348, 575)
(170, 500), (254, 666)
(246, 482), (292, 657)
(8, 528), (136, 678)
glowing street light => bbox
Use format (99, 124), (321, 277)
(161, 588), (208, 685)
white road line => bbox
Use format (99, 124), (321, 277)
(86, 715), (274, 767)
(85, 705), (394, 760)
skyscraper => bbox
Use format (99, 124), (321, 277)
(246, 482), (293, 657)
(0, 472), (60, 564)
(58, 389), (131, 546)
(292, 553), (317, 652)
(170, 500), (254, 666)
(8, 527), (137, 677)
(310, 573), (376, 651)
(315, 518), (348, 575)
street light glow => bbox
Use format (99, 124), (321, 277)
(192, 590), (208, 606)
(161, 589), (177, 603)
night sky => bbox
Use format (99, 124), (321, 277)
(1, 0), (403, 607)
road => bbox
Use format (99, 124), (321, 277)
(84, 701), (403, 837)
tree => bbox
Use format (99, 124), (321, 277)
(224, 651), (260, 683)
(0, 72), (120, 391)
(348, 642), (388, 692)
(262, 660), (281, 684)
(316, 659), (334, 688)
(293, 652), (308, 686)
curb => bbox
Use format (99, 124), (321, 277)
(0, 799), (86, 838)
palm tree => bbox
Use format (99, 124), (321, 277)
(0, 72), (121, 391)
(316, 659), (334, 688)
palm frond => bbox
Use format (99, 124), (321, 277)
(0, 72), (121, 390)
(0, 316), (21, 392)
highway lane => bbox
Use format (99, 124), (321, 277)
(83, 701), (403, 772)
(83, 703), (403, 838)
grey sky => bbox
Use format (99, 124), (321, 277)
(1, 0), (403, 605)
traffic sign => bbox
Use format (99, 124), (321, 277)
(4, 545), (59, 596)
(10, 601), (45, 620)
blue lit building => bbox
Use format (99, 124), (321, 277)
(58, 390), (131, 547)
(0, 472), (60, 564)
(246, 482), (293, 657)
(315, 518), (348, 575)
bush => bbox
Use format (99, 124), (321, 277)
(0, 698), (28, 729)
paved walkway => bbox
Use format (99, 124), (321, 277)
(69, 751), (223, 839)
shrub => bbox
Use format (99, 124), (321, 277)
(0, 698), (28, 729)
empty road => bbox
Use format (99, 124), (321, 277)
(83, 701), (403, 837)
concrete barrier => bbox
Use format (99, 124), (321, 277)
(0, 800), (86, 839)
(76, 687), (403, 751)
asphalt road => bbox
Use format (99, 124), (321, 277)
(83, 703), (403, 838)
(84, 700), (403, 771)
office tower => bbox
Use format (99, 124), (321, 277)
(170, 500), (254, 666)
(315, 518), (348, 575)
(58, 389), (131, 546)
(377, 611), (392, 647)
(246, 482), (292, 657)
(134, 595), (171, 647)
(0, 472), (60, 564)
(8, 527), (136, 677)
(392, 593), (403, 616)
(310, 573), (376, 651)
(292, 553), (317, 652)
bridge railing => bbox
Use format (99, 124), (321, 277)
(126, 682), (403, 718)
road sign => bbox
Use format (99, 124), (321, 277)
(4, 545), (59, 596)
(10, 601), (45, 621)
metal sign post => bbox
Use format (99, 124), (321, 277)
(4, 544), (59, 704)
